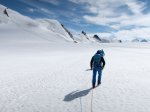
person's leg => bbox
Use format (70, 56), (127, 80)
(97, 67), (102, 85)
(92, 68), (97, 88)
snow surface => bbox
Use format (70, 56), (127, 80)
(1, 42), (150, 112)
(1, 4), (150, 112)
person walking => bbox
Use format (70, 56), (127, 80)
(90, 50), (105, 88)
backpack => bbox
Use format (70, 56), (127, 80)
(93, 54), (102, 67)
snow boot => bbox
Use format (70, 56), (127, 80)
(97, 80), (101, 86)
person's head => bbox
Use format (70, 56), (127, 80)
(96, 50), (101, 54)
(96, 49), (105, 56)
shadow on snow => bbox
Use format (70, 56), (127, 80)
(63, 88), (92, 102)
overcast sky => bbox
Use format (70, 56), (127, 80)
(0, 0), (150, 40)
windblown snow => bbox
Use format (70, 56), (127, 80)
(1, 4), (150, 112)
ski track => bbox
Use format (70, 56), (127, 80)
(0, 44), (150, 112)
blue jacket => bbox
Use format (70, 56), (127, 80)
(90, 54), (105, 69)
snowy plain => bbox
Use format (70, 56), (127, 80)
(1, 4), (150, 112)
(1, 42), (150, 112)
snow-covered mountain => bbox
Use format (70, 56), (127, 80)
(73, 31), (91, 43)
(0, 4), (120, 44)
(1, 4), (150, 112)
(1, 4), (147, 44)
(73, 31), (116, 43)
(132, 38), (149, 42)
(92, 34), (114, 43)
(0, 4), (74, 44)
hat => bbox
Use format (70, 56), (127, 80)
(96, 49), (105, 56)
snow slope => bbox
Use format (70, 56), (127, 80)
(0, 4), (120, 44)
(73, 33), (120, 43)
(74, 33), (91, 43)
(0, 4), (74, 43)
